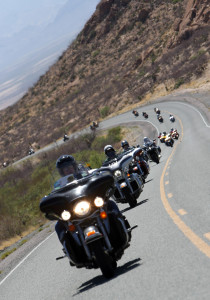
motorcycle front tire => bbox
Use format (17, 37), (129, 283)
(91, 240), (116, 278)
(152, 153), (159, 164)
(124, 191), (137, 208)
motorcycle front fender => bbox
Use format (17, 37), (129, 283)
(84, 226), (103, 244)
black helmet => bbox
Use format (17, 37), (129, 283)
(56, 155), (77, 176)
(121, 140), (129, 148)
(104, 145), (116, 158)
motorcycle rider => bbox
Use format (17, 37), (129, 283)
(121, 140), (134, 152)
(54, 155), (128, 256)
(169, 114), (174, 120)
(29, 147), (35, 155)
(63, 133), (69, 141)
(102, 145), (118, 165)
(143, 137), (161, 154)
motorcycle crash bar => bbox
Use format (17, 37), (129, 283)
(128, 225), (138, 232)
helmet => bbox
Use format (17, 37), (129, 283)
(143, 137), (149, 143)
(121, 140), (129, 148)
(170, 128), (174, 132)
(56, 155), (77, 176)
(104, 145), (116, 158)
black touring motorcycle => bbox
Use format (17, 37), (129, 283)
(40, 168), (136, 278)
(143, 141), (161, 164)
(100, 148), (144, 208)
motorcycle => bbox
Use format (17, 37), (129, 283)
(154, 108), (161, 114)
(143, 142), (160, 164)
(129, 148), (150, 183)
(28, 148), (35, 155)
(165, 134), (174, 147)
(2, 161), (8, 168)
(158, 132), (167, 143)
(171, 129), (179, 140)
(40, 168), (136, 278)
(157, 115), (163, 123)
(142, 112), (148, 118)
(90, 121), (99, 131)
(132, 110), (139, 117)
(63, 134), (69, 142)
(169, 115), (175, 122)
(100, 148), (144, 208)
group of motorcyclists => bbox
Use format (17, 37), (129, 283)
(158, 127), (179, 146)
(38, 104), (181, 278)
(29, 105), (175, 277)
(52, 136), (160, 261)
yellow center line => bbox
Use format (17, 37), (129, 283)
(178, 209), (187, 216)
(160, 113), (210, 258)
(204, 233), (210, 241)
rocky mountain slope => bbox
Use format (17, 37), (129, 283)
(0, 0), (209, 164)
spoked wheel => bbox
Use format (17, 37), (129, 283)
(91, 240), (116, 278)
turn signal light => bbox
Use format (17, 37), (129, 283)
(86, 230), (96, 237)
(68, 224), (76, 232)
(100, 211), (107, 219)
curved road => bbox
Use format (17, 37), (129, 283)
(0, 98), (210, 299)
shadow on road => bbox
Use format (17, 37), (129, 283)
(121, 198), (148, 213)
(145, 178), (153, 184)
(150, 160), (163, 167)
(73, 258), (142, 296)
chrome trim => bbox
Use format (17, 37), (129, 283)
(96, 216), (113, 251)
(76, 224), (92, 260)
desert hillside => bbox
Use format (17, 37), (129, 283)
(0, 0), (209, 164)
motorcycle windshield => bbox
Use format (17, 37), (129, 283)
(52, 164), (91, 191)
(100, 150), (135, 172)
(40, 168), (114, 215)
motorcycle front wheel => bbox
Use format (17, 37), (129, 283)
(124, 191), (137, 208)
(151, 152), (159, 164)
(91, 240), (116, 278)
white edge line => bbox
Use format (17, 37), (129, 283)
(0, 232), (55, 286)
(172, 101), (210, 128)
(102, 119), (160, 145)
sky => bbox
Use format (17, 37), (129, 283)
(0, 0), (66, 37)
(0, 0), (100, 110)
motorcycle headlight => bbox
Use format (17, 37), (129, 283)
(114, 170), (122, 177)
(94, 197), (104, 207)
(74, 201), (90, 216)
(61, 210), (71, 221)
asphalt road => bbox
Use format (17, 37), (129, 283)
(0, 96), (210, 300)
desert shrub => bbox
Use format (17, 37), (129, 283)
(174, 77), (185, 89)
(107, 126), (122, 143)
(100, 106), (110, 118)
(91, 127), (122, 150)
(171, 0), (183, 3)
(91, 136), (108, 150)
(89, 151), (105, 168)
(92, 50), (100, 57)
